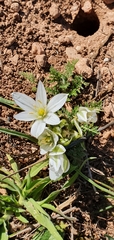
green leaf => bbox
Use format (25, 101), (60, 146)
(24, 199), (62, 240)
(30, 159), (49, 178)
(6, 154), (21, 186)
(105, 235), (114, 240)
(0, 222), (8, 240)
(39, 190), (61, 205)
(16, 214), (29, 223)
(22, 177), (50, 199)
(80, 172), (114, 196)
(32, 229), (51, 240)
(0, 128), (37, 143)
(0, 174), (21, 194)
(0, 97), (20, 109)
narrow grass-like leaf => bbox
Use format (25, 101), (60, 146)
(104, 235), (114, 240)
(0, 97), (20, 109)
(30, 159), (49, 178)
(6, 154), (21, 186)
(16, 214), (29, 223)
(24, 199), (62, 240)
(95, 179), (114, 191)
(0, 222), (8, 240)
(80, 172), (114, 196)
(39, 190), (61, 205)
(63, 157), (92, 189)
(0, 128), (37, 143)
(0, 174), (21, 194)
(22, 177), (50, 198)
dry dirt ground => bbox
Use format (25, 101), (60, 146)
(0, 0), (114, 239)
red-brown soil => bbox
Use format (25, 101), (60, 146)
(0, 0), (114, 239)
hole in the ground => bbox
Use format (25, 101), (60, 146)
(71, 9), (100, 37)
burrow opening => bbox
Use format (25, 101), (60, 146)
(71, 9), (100, 37)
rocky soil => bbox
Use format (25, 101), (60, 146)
(0, 0), (114, 239)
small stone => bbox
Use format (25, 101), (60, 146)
(110, 129), (114, 138)
(70, 2), (80, 21)
(11, 2), (20, 12)
(31, 42), (44, 55)
(103, 57), (110, 63)
(58, 35), (72, 45)
(81, 1), (92, 13)
(35, 54), (46, 68)
(75, 45), (82, 53)
(75, 58), (92, 78)
(9, 54), (19, 65)
(3, 65), (12, 75)
(7, 37), (16, 46)
(66, 47), (81, 60)
(102, 131), (111, 140)
(4, 0), (11, 6)
(49, 3), (60, 19)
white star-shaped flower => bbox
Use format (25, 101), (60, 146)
(12, 81), (68, 138)
(38, 127), (58, 155)
(77, 107), (97, 123)
(49, 144), (70, 180)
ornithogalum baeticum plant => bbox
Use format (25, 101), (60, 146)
(77, 106), (98, 123)
(12, 80), (99, 180)
(12, 80), (68, 138)
(49, 144), (70, 180)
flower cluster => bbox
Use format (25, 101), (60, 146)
(12, 81), (98, 180)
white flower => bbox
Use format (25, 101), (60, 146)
(12, 81), (68, 138)
(38, 127), (58, 155)
(77, 107), (97, 123)
(49, 144), (70, 180)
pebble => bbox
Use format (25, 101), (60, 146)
(3, 65), (13, 75)
(102, 131), (111, 140)
(35, 54), (46, 68)
(49, 3), (60, 19)
(70, 2), (80, 21)
(75, 58), (92, 78)
(75, 45), (82, 53)
(81, 1), (92, 13)
(66, 47), (81, 60)
(58, 35), (72, 45)
(11, 2), (20, 12)
(103, 57), (110, 63)
(31, 42), (44, 55)
(7, 37), (16, 46)
(9, 54), (19, 65)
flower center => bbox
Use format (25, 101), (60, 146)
(38, 108), (46, 117)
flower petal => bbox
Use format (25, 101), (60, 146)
(38, 128), (58, 154)
(49, 144), (66, 156)
(78, 107), (90, 112)
(40, 148), (47, 155)
(88, 111), (97, 123)
(12, 92), (35, 111)
(77, 110), (87, 123)
(31, 120), (46, 138)
(49, 157), (61, 171)
(36, 81), (47, 106)
(47, 94), (68, 112)
(45, 113), (60, 125)
(61, 154), (70, 172)
(49, 166), (63, 180)
(14, 111), (37, 121)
